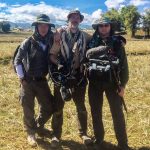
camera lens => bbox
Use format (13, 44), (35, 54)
(60, 86), (72, 101)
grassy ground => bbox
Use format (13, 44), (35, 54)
(0, 32), (150, 150)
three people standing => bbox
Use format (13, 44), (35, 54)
(14, 11), (130, 150)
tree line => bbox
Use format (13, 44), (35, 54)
(103, 5), (150, 38)
(0, 21), (11, 33)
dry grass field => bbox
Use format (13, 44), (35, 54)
(0, 32), (150, 150)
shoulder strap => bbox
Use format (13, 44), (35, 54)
(27, 36), (39, 59)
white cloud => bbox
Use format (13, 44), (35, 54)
(129, 0), (150, 6)
(105, 0), (126, 9)
(7, 2), (69, 22)
(0, 2), (103, 25)
(0, 3), (7, 8)
(75, 8), (79, 10)
(92, 9), (103, 19)
(0, 2), (70, 23)
(0, 13), (35, 23)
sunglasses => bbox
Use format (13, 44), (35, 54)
(99, 24), (110, 28)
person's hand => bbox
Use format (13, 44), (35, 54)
(54, 32), (61, 42)
(54, 26), (67, 42)
(20, 78), (27, 86)
(57, 27), (65, 33)
(117, 86), (125, 97)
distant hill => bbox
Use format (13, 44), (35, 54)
(9, 22), (92, 30)
(9, 22), (31, 29)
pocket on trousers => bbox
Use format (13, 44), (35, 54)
(19, 86), (26, 106)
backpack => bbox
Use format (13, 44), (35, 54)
(12, 37), (32, 73)
(86, 36), (121, 80)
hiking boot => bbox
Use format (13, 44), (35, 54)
(27, 134), (37, 147)
(81, 135), (93, 146)
(51, 136), (60, 148)
(118, 144), (132, 150)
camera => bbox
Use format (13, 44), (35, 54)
(60, 85), (72, 102)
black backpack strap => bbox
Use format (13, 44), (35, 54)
(27, 36), (41, 60)
(12, 45), (21, 73)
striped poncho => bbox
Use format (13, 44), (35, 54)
(60, 29), (86, 74)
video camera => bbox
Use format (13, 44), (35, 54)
(49, 62), (78, 102)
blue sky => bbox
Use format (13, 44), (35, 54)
(0, 0), (149, 25)
(0, 0), (107, 13)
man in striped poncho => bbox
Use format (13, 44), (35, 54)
(49, 10), (92, 148)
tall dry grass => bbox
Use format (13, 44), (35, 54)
(0, 32), (150, 150)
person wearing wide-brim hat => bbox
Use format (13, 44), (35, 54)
(14, 14), (55, 147)
(91, 17), (126, 44)
(92, 17), (111, 30)
(31, 14), (56, 41)
(86, 16), (130, 150)
(49, 10), (92, 148)
(67, 10), (84, 22)
(32, 14), (55, 28)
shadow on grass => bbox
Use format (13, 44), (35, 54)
(61, 140), (86, 150)
(0, 56), (12, 65)
(33, 138), (150, 150)
(36, 138), (51, 150)
(36, 138), (85, 150)
(36, 139), (127, 150)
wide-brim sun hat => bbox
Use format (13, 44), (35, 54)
(32, 14), (55, 28)
(67, 10), (84, 22)
(92, 17), (111, 30)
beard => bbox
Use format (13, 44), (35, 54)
(70, 21), (79, 28)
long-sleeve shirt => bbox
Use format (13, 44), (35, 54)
(14, 38), (31, 78)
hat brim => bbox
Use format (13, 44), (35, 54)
(32, 21), (55, 28)
(67, 13), (84, 22)
(92, 22), (111, 30)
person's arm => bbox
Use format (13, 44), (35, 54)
(49, 42), (64, 70)
(119, 46), (129, 88)
(49, 37), (61, 65)
(118, 48), (129, 97)
(57, 25), (67, 33)
(14, 38), (30, 82)
(16, 65), (24, 78)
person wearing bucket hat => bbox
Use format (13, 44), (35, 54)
(14, 14), (56, 147)
(49, 10), (92, 148)
(92, 17), (126, 44)
(67, 10), (84, 22)
(85, 16), (130, 150)
(32, 14), (55, 27)
(92, 17), (111, 30)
